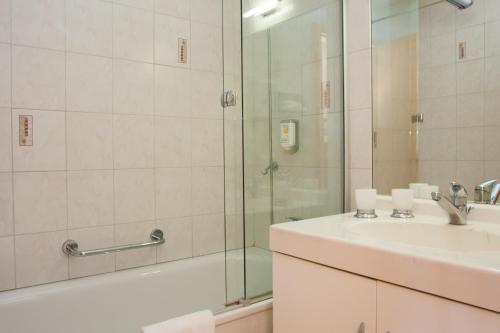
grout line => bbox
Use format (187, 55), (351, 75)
(9, 0), (16, 289)
(111, 0), (117, 273)
(63, 0), (71, 280)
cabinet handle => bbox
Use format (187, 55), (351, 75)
(357, 322), (365, 333)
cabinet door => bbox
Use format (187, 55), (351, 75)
(377, 281), (500, 333)
(273, 253), (376, 333)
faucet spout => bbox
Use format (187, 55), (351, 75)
(431, 182), (471, 225)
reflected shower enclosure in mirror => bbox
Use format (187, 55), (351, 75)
(371, 0), (500, 200)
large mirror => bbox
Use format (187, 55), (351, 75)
(372, 0), (500, 202)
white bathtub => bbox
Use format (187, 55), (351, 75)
(0, 248), (272, 333)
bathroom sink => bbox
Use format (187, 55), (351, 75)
(347, 221), (500, 252)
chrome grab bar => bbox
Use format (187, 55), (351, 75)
(62, 229), (165, 257)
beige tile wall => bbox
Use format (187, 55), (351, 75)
(346, 0), (373, 209)
(0, 0), (226, 291)
(416, 0), (500, 193)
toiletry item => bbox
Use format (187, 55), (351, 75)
(354, 189), (377, 218)
(409, 183), (428, 199)
(391, 189), (415, 218)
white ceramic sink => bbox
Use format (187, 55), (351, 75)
(270, 196), (500, 313)
(347, 221), (500, 252)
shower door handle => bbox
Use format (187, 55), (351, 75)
(261, 161), (279, 175)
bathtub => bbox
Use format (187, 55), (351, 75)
(0, 247), (272, 333)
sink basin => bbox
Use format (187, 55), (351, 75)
(347, 221), (500, 252)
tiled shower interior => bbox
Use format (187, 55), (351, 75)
(0, 0), (231, 290)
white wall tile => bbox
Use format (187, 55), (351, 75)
(431, 128), (457, 161)
(485, 0), (500, 22)
(484, 126), (500, 160)
(0, 43), (10, 107)
(191, 0), (222, 26)
(115, 221), (156, 270)
(456, 161), (484, 192)
(155, 14), (190, 67)
(68, 226), (115, 278)
(347, 0), (370, 52)
(191, 119), (223, 166)
(0, 173), (13, 236)
(115, 0), (154, 10)
(457, 59), (484, 94)
(349, 49), (372, 110)
(192, 213), (224, 256)
(155, 167), (191, 218)
(67, 53), (112, 113)
(457, 93), (483, 127)
(13, 172), (67, 234)
(113, 115), (154, 169)
(0, 236), (15, 291)
(12, 109), (66, 171)
(191, 22), (222, 73)
(68, 170), (114, 229)
(155, 117), (191, 167)
(12, 46), (65, 110)
(15, 231), (68, 288)
(113, 59), (154, 115)
(486, 20), (500, 57)
(191, 167), (224, 215)
(66, 0), (113, 57)
(484, 90), (500, 125)
(12, 0), (65, 50)
(155, 65), (190, 117)
(113, 5), (154, 62)
(67, 112), (113, 170)
(191, 70), (223, 119)
(431, 32), (455, 66)
(431, 96), (457, 128)
(457, 127), (484, 161)
(431, 63), (456, 97)
(349, 109), (372, 169)
(0, 0), (10, 43)
(0, 109), (11, 172)
(155, 0), (190, 18)
(156, 217), (192, 262)
(485, 55), (500, 91)
(114, 169), (155, 223)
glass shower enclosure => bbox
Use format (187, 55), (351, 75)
(224, 0), (345, 305)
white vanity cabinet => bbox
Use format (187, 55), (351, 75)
(377, 282), (500, 333)
(273, 253), (500, 333)
(273, 253), (377, 333)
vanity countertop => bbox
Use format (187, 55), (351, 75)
(270, 196), (500, 313)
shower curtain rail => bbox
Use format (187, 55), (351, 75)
(62, 229), (165, 257)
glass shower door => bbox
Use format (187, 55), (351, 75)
(240, 0), (345, 302)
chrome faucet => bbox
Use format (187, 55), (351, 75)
(474, 179), (500, 205)
(431, 182), (472, 225)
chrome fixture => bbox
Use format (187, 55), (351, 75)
(221, 90), (238, 107)
(261, 161), (279, 175)
(62, 229), (165, 257)
(391, 209), (414, 219)
(355, 209), (378, 219)
(446, 0), (473, 9)
(474, 179), (500, 205)
(431, 182), (472, 225)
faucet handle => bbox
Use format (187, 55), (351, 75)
(449, 182), (468, 207)
(449, 182), (467, 197)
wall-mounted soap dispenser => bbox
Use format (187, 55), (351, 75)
(280, 119), (299, 154)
